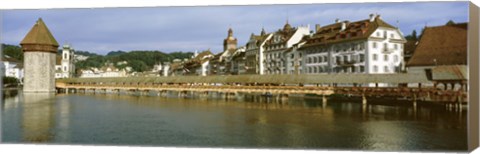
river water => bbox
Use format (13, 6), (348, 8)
(1, 91), (467, 152)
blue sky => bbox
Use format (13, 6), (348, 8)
(1, 1), (469, 55)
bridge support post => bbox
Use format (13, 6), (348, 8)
(362, 94), (367, 105)
(322, 95), (327, 108)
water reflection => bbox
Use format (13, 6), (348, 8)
(1, 91), (468, 151)
(21, 93), (55, 142)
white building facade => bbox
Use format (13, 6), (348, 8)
(2, 56), (24, 80)
(300, 14), (406, 76)
(55, 45), (75, 78)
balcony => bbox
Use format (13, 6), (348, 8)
(381, 48), (394, 54)
(336, 59), (358, 66)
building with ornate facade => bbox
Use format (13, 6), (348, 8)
(299, 14), (406, 75)
(263, 22), (310, 74)
(244, 28), (273, 74)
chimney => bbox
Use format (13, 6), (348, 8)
(341, 21), (347, 31)
(315, 24), (321, 32)
(335, 18), (340, 23)
(369, 14), (376, 22)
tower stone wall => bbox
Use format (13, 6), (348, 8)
(23, 52), (56, 92)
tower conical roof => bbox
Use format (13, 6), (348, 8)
(20, 18), (59, 47)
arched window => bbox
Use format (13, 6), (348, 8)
(308, 67), (312, 73)
(308, 57), (312, 63)
(318, 66), (323, 73)
(313, 67), (317, 73)
(313, 57), (318, 63)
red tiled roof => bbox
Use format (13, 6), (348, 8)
(406, 23), (467, 67)
(301, 16), (396, 49)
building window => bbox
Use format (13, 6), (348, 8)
(308, 67), (312, 73)
(308, 57), (312, 63)
(373, 54), (378, 61)
(373, 65), (378, 72)
(359, 54), (365, 62)
(373, 42), (377, 48)
(376, 32), (380, 37)
(384, 31), (387, 38)
(360, 66), (365, 72)
(384, 54), (389, 61)
(313, 67), (317, 73)
(313, 57), (318, 63)
(390, 33), (394, 38)
(394, 44), (398, 50)
(318, 66), (323, 73)
(63, 66), (67, 72)
(394, 55), (399, 62)
(384, 66), (389, 73)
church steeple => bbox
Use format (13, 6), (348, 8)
(228, 27), (233, 37)
(283, 20), (292, 32)
(223, 27), (237, 51)
(260, 27), (266, 36)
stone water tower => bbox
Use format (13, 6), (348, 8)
(20, 18), (59, 93)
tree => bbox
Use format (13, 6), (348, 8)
(404, 30), (418, 41)
(129, 60), (149, 72)
(446, 20), (455, 25)
(2, 44), (23, 61)
(3, 76), (19, 87)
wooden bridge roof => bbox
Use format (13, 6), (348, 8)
(58, 73), (431, 84)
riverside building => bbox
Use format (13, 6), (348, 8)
(263, 21), (310, 74)
(299, 14), (407, 75)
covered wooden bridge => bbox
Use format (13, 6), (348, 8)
(55, 73), (467, 104)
